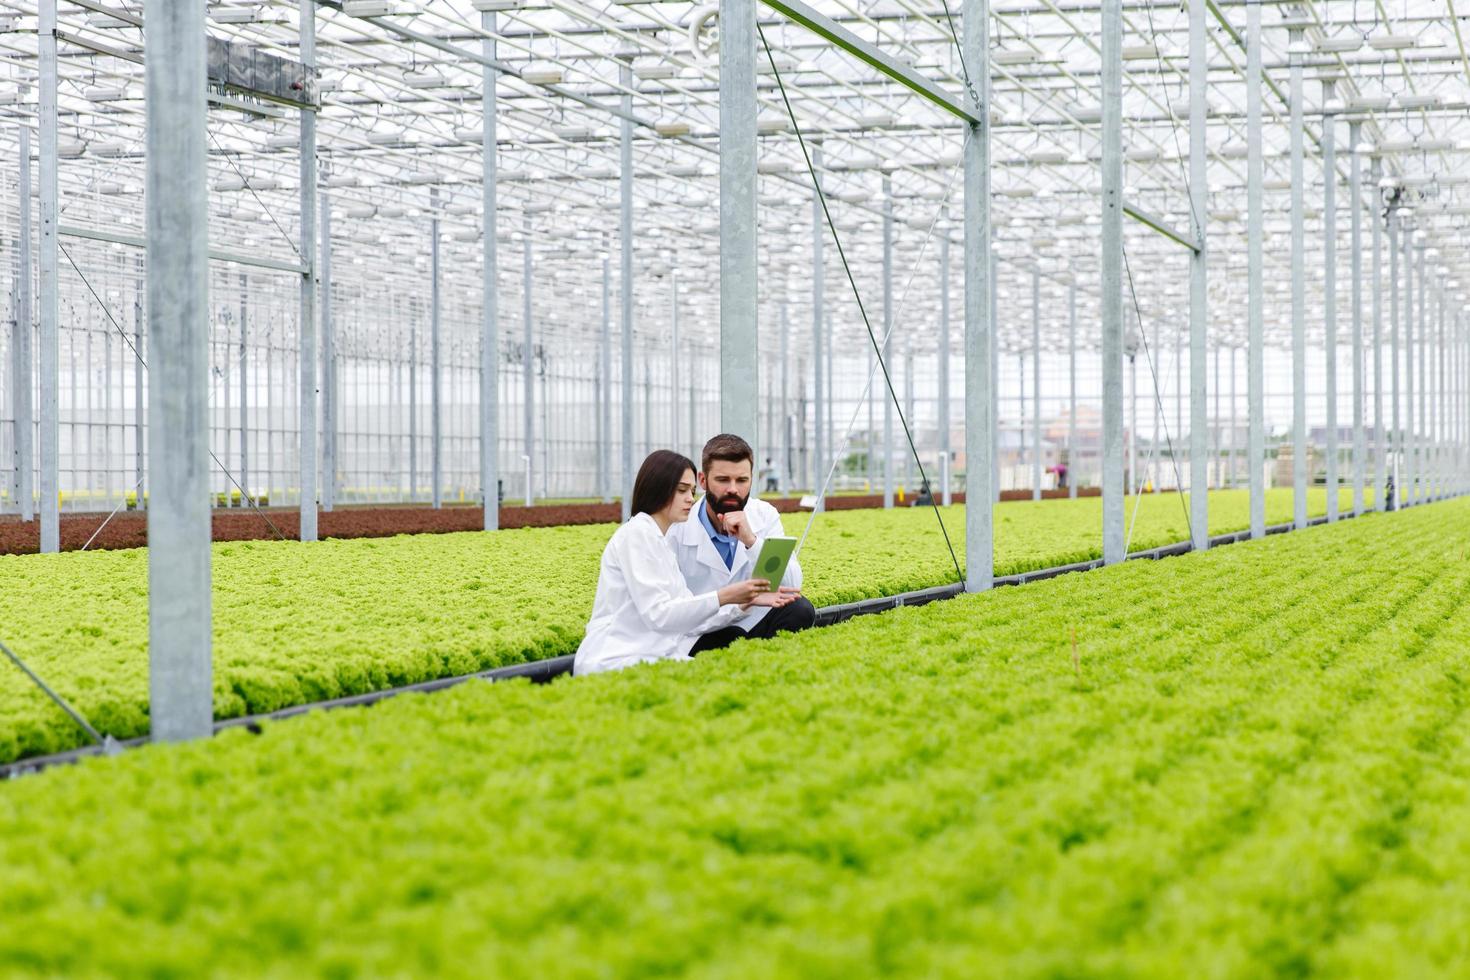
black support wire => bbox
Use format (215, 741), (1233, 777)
(0, 637), (111, 750)
(59, 241), (290, 543)
(1122, 243), (1193, 549)
(758, 22), (963, 586)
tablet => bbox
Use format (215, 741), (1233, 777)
(752, 536), (797, 591)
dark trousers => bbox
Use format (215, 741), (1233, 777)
(689, 596), (818, 656)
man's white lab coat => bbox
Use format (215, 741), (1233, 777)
(668, 495), (804, 633)
(573, 512), (746, 675)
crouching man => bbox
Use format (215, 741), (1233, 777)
(670, 433), (818, 655)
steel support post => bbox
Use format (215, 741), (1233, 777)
(673, 273), (682, 456)
(1372, 159), (1385, 511)
(431, 202), (443, 509)
(1288, 29), (1306, 529)
(812, 144), (825, 508)
(619, 61), (635, 521)
(137, 267), (146, 510)
(779, 297), (790, 490)
(719, 0), (758, 448)
(236, 272), (246, 509)
(1188, 0), (1207, 547)
(599, 236), (611, 504)
(1416, 242), (1426, 502)
(882, 175), (894, 508)
(939, 222), (951, 506)
(320, 191), (335, 512)
(962, 0), (992, 591)
(1405, 232), (1416, 505)
(1212, 347), (1220, 487)
(1031, 268), (1041, 501)
(38, 0), (58, 551)
(408, 302), (417, 501)
(298, 0), (318, 540)
(1322, 86), (1337, 521)
(145, 0), (211, 740)
(1349, 122), (1364, 515)
(1101, 0), (1124, 562)
(521, 211), (532, 504)
(1437, 274), (1446, 500)
(1068, 282), (1077, 499)
(481, 12), (500, 528)
(14, 126), (32, 522)
(991, 253), (999, 503)
(1229, 345), (1237, 487)
(1246, 0), (1265, 538)
(1389, 212), (1400, 509)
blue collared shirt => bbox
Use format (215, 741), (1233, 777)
(697, 499), (739, 570)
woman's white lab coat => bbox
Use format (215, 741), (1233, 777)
(573, 512), (747, 676)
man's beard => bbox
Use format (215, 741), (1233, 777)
(709, 490), (748, 515)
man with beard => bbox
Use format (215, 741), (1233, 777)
(669, 433), (817, 654)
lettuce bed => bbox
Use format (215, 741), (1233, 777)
(0, 488), (1351, 763)
(0, 497), (1461, 977)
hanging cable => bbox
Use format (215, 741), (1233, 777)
(758, 22), (963, 585)
(1122, 243), (1192, 551)
(59, 242), (289, 543)
(1, 636), (111, 749)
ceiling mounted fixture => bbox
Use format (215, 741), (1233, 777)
(1368, 35), (1417, 51)
(342, 0), (397, 16)
(521, 68), (565, 86)
(1315, 36), (1363, 53)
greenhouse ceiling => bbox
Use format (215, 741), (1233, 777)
(0, 0), (1466, 359)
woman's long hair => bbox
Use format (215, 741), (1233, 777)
(630, 450), (697, 517)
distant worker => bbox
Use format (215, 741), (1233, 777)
(1046, 462), (1068, 490)
(760, 456), (780, 494)
(669, 434), (817, 655)
(911, 480), (933, 507)
(573, 449), (796, 676)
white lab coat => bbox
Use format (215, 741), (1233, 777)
(573, 512), (747, 676)
(669, 495), (803, 633)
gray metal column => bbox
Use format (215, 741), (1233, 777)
(619, 61), (635, 520)
(963, 0), (993, 591)
(939, 224), (951, 506)
(408, 301), (417, 500)
(599, 236), (611, 504)
(237, 272), (246, 508)
(481, 11), (500, 529)
(1411, 240), (1422, 502)
(38, 0), (58, 551)
(136, 266), (146, 511)
(1246, 0), (1264, 538)
(1349, 122), (1364, 515)
(778, 295), (789, 489)
(1031, 268), (1041, 501)
(674, 273), (683, 455)
(146, 0), (211, 740)
(1405, 230), (1416, 505)
(321, 191), (335, 512)
(1288, 27), (1306, 529)
(991, 253), (999, 503)
(14, 126), (32, 522)
(1229, 345), (1237, 487)
(882, 176), (894, 508)
(1372, 159), (1385, 511)
(521, 210), (532, 504)
(1188, 0), (1207, 547)
(297, 0), (318, 541)
(719, 0), (758, 446)
(1322, 86), (1337, 521)
(1101, 0), (1124, 563)
(1389, 210), (1400, 510)
(1437, 272), (1446, 500)
(812, 144), (825, 509)
(1067, 283), (1076, 499)
(431, 201), (443, 509)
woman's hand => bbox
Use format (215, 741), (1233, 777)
(717, 579), (770, 607)
(747, 590), (797, 608)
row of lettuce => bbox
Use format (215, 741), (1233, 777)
(0, 497), (1462, 976)
(0, 488), (1343, 764)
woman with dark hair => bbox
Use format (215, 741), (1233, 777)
(573, 450), (795, 675)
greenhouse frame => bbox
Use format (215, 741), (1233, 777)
(2, 0), (1470, 972)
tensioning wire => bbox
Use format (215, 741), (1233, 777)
(58, 241), (289, 543)
(795, 145), (965, 562)
(1122, 242), (1192, 551)
(758, 22), (963, 586)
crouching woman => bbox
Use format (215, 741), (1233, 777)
(573, 450), (795, 676)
